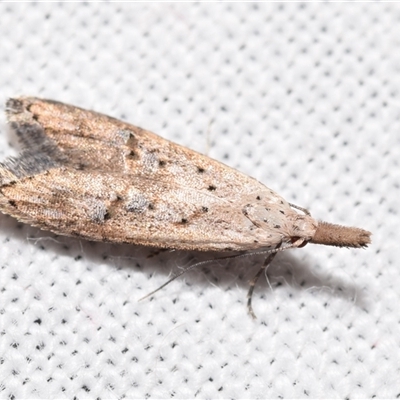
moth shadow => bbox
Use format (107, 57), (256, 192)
(171, 248), (369, 310)
(1, 213), (367, 309)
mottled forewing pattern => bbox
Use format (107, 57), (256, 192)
(0, 98), (296, 251)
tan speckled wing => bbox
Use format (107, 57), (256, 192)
(0, 97), (316, 251)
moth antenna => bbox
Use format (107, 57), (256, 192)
(138, 254), (243, 302)
(138, 268), (190, 302)
(311, 221), (371, 248)
(138, 243), (299, 304)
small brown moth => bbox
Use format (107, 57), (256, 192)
(0, 97), (371, 317)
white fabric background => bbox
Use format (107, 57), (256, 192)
(0, 3), (398, 399)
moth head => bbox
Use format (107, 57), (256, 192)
(285, 214), (318, 248)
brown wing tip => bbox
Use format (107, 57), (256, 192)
(310, 221), (371, 248)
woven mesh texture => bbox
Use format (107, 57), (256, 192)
(0, 3), (398, 399)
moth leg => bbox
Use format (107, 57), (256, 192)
(288, 202), (311, 216)
(247, 245), (280, 319)
(247, 267), (268, 319)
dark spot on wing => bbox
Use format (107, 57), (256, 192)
(76, 162), (88, 170)
(127, 150), (137, 159)
(117, 129), (135, 143)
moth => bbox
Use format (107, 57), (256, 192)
(0, 97), (371, 317)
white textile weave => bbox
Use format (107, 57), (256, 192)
(0, 3), (398, 399)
